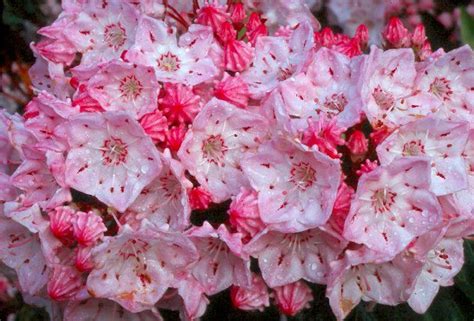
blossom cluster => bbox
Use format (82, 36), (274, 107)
(0, 1), (473, 320)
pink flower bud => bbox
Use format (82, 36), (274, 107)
(230, 274), (270, 311)
(382, 17), (411, 48)
(274, 281), (313, 316)
(346, 130), (368, 158)
(48, 206), (75, 244)
(72, 211), (107, 246)
(355, 24), (369, 50)
(159, 83), (201, 125)
(140, 109), (168, 143)
(229, 2), (246, 24)
(189, 187), (212, 210)
(214, 73), (250, 109)
(196, 3), (229, 32)
(411, 24), (427, 47)
(228, 188), (265, 239)
(165, 124), (187, 152)
(224, 39), (254, 72)
(246, 12), (268, 45)
(302, 117), (345, 159)
(47, 265), (82, 301)
(217, 21), (237, 43)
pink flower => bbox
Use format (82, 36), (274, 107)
(63, 112), (162, 212)
(63, 1), (139, 66)
(242, 139), (341, 232)
(187, 222), (251, 295)
(159, 83), (201, 125)
(126, 17), (218, 86)
(326, 246), (422, 320)
(408, 238), (464, 313)
(360, 47), (439, 128)
(0, 216), (49, 295)
(305, 48), (362, 128)
(87, 61), (160, 119)
(72, 211), (107, 246)
(214, 73), (250, 109)
(228, 188), (265, 239)
(415, 45), (474, 123)
(241, 22), (314, 99)
(188, 186), (212, 211)
(47, 265), (83, 301)
(128, 150), (192, 231)
(230, 274), (270, 312)
(178, 99), (269, 203)
(377, 117), (470, 196)
(86, 222), (197, 312)
(246, 228), (346, 287)
(344, 158), (442, 256)
(274, 281), (313, 316)
(382, 17), (411, 48)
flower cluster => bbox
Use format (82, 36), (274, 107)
(0, 1), (473, 320)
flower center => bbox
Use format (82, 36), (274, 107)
(202, 135), (227, 165)
(157, 52), (181, 72)
(104, 23), (126, 50)
(371, 188), (397, 214)
(372, 86), (395, 111)
(429, 77), (452, 101)
(119, 75), (143, 101)
(402, 139), (425, 156)
(290, 162), (317, 190)
(323, 93), (348, 115)
(101, 137), (128, 166)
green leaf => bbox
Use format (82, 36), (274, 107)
(460, 7), (474, 47)
(455, 240), (474, 302)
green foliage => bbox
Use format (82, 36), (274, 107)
(460, 7), (474, 47)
